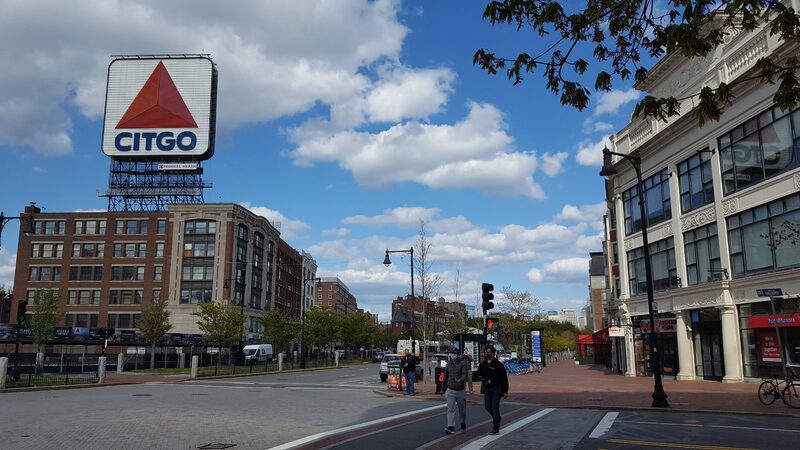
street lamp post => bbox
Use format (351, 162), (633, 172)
(224, 278), (246, 363)
(383, 248), (415, 353)
(601, 146), (669, 408)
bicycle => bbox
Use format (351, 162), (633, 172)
(758, 366), (800, 409)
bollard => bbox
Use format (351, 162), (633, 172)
(117, 353), (124, 374)
(335, 351), (339, 367)
(191, 355), (199, 379)
(278, 353), (284, 371)
(98, 356), (107, 384)
(0, 357), (8, 389)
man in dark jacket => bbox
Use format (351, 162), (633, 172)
(476, 343), (508, 435)
(401, 349), (416, 395)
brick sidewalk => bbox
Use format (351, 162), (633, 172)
(405, 360), (800, 416)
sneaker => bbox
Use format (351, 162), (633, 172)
(489, 429), (499, 435)
(460, 422), (466, 431)
(445, 427), (455, 435)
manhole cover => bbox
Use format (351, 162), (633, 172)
(132, 394), (152, 397)
(197, 444), (236, 449)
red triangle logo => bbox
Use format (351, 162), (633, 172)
(116, 62), (198, 129)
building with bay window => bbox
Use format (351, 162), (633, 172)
(604, 16), (800, 383)
(9, 203), (317, 344)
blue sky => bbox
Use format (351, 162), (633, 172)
(0, 0), (645, 322)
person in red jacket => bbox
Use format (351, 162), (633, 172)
(476, 343), (508, 434)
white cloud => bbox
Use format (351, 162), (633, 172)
(0, 250), (16, 289)
(576, 135), (611, 166)
(539, 152), (568, 176)
(321, 227), (350, 238)
(239, 202), (310, 240)
(594, 88), (641, 117)
(527, 257), (590, 283)
(290, 101), (547, 199)
(0, 0), (409, 155)
(555, 202), (607, 227)
(342, 207), (440, 228)
(365, 67), (456, 123)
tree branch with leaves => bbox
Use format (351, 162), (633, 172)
(475, 0), (800, 126)
(138, 298), (173, 369)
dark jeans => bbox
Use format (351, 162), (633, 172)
(405, 371), (415, 394)
(483, 386), (502, 430)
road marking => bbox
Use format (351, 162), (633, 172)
(459, 408), (555, 450)
(606, 439), (756, 450)
(266, 404), (446, 450)
(710, 424), (800, 433)
(629, 421), (800, 433)
(630, 421), (703, 427)
(589, 412), (619, 438)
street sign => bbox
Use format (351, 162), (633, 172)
(756, 288), (783, 297)
(608, 326), (625, 337)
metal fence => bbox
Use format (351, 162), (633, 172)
(194, 351), (339, 378)
(4, 354), (98, 388)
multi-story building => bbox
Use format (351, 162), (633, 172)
(588, 251), (607, 331)
(301, 251), (318, 312)
(9, 203), (319, 342)
(316, 277), (357, 316)
(546, 310), (560, 322)
(604, 17), (800, 382)
(560, 309), (578, 327)
(276, 238), (302, 321)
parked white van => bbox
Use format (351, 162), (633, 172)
(243, 344), (273, 363)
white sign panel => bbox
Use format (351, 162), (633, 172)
(102, 57), (216, 160)
(608, 326), (625, 337)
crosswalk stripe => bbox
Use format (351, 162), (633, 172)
(589, 412), (619, 438)
(459, 408), (555, 450)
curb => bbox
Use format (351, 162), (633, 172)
(181, 365), (344, 382)
(0, 381), (137, 394)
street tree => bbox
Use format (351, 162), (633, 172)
(443, 316), (470, 342)
(28, 289), (60, 373)
(340, 311), (376, 352)
(415, 220), (443, 342)
(500, 286), (541, 320)
(194, 302), (245, 364)
(258, 309), (299, 354)
(138, 298), (173, 369)
(304, 306), (341, 359)
(474, 1), (800, 127)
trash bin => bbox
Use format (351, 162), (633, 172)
(435, 367), (445, 394)
(387, 360), (405, 391)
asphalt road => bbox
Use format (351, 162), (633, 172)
(3, 363), (800, 450)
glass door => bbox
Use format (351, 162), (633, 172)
(700, 333), (724, 381)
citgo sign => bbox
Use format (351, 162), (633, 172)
(101, 56), (217, 160)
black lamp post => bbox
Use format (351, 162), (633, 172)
(601, 146), (669, 408)
(300, 272), (321, 369)
(384, 248), (415, 352)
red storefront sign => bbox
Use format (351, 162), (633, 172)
(747, 313), (800, 329)
(759, 331), (782, 362)
(638, 318), (677, 333)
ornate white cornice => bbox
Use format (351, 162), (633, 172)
(722, 198), (739, 216)
(681, 207), (716, 232)
(794, 173), (800, 191)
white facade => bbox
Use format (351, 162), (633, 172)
(301, 251), (318, 310)
(560, 309), (578, 327)
(607, 17), (800, 382)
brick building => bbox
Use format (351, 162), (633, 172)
(316, 277), (357, 316)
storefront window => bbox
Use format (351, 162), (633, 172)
(739, 299), (800, 378)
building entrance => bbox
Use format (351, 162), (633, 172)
(693, 308), (724, 381)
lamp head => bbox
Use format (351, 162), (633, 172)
(383, 249), (392, 267)
(599, 146), (618, 178)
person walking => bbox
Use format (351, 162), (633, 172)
(443, 348), (468, 434)
(462, 350), (474, 393)
(477, 343), (508, 435)
(401, 349), (416, 395)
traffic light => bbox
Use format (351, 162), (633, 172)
(486, 317), (499, 334)
(481, 283), (494, 314)
(17, 300), (28, 326)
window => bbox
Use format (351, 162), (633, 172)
(184, 241), (215, 257)
(157, 219), (167, 234)
(154, 266), (163, 281)
(75, 220), (106, 235)
(109, 289), (143, 305)
(254, 232), (264, 248)
(155, 242), (165, 257)
(32, 243), (63, 258)
(719, 104), (800, 194)
(623, 169), (672, 235)
(113, 243), (146, 257)
(181, 264), (214, 281)
(68, 266), (103, 281)
(728, 193), (800, 277)
(236, 245), (247, 263)
(111, 266), (145, 281)
(68, 290), (101, 305)
(34, 220), (65, 235)
(185, 220), (217, 235)
(29, 266), (61, 281)
(179, 288), (213, 304)
(238, 224), (249, 240)
(72, 243), (104, 258)
(684, 223), (721, 286)
(116, 219), (148, 235)
(253, 251), (263, 268)
(678, 151), (714, 212)
(627, 237), (677, 295)
(152, 289), (161, 303)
